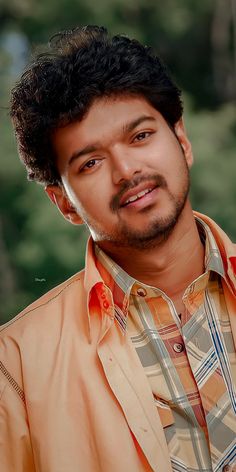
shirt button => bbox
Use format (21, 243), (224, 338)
(103, 300), (110, 309)
(136, 287), (147, 297)
(173, 343), (184, 353)
(223, 465), (235, 472)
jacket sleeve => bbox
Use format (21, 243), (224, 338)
(0, 377), (35, 472)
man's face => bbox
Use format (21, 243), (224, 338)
(50, 95), (193, 250)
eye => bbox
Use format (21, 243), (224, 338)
(80, 158), (99, 172)
(133, 131), (152, 142)
(84, 159), (96, 168)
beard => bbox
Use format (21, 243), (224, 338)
(83, 164), (190, 251)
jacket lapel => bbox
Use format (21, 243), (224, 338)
(97, 318), (172, 472)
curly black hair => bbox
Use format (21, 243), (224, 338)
(10, 25), (183, 185)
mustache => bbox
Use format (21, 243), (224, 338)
(110, 174), (167, 211)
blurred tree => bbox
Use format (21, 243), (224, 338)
(0, 0), (235, 323)
(211, 0), (236, 102)
(1, 0), (235, 106)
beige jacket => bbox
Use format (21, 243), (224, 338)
(0, 212), (236, 472)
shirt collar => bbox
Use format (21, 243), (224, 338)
(93, 216), (225, 309)
(195, 217), (225, 277)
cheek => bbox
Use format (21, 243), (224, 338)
(147, 137), (176, 167)
(70, 183), (110, 217)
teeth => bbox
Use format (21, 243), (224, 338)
(125, 188), (152, 204)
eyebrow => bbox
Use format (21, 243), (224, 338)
(68, 114), (156, 167)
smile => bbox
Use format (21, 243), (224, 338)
(124, 188), (154, 205)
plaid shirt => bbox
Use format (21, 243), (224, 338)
(95, 217), (236, 472)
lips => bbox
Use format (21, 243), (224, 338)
(119, 182), (157, 207)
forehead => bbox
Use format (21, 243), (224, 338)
(71, 95), (160, 134)
(79, 94), (158, 127)
(52, 95), (163, 156)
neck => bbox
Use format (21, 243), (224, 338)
(98, 204), (205, 301)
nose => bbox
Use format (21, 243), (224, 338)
(111, 145), (142, 185)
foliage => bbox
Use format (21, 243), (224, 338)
(0, 0), (235, 323)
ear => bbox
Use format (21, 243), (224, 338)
(174, 118), (193, 168)
(45, 185), (83, 225)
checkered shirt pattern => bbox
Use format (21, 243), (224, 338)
(95, 218), (236, 472)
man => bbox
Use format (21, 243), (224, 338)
(1, 25), (235, 472)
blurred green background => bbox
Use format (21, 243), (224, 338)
(0, 0), (235, 324)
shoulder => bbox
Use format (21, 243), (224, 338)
(0, 269), (88, 393)
(0, 269), (86, 337)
